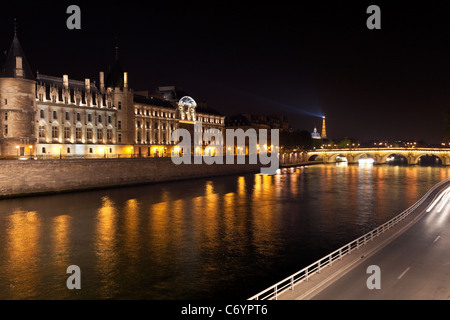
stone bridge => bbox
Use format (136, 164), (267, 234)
(307, 148), (450, 165)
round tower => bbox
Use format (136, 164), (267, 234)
(0, 27), (36, 158)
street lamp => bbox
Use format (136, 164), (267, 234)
(16, 145), (19, 159)
(131, 146), (134, 158)
(29, 145), (33, 160)
(104, 146), (107, 158)
(59, 146), (62, 159)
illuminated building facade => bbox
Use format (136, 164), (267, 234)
(0, 30), (225, 158)
(133, 87), (225, 157)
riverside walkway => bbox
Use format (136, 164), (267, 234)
(249, 178), (450, 300)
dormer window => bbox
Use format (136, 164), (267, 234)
(15, 56), (22, 69)
(15, 57), (23, 77)
(51, 88), (58, 103)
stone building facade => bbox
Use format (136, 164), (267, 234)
(0, 31), (225, 159)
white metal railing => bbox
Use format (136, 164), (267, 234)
(248, 178), (450, 300)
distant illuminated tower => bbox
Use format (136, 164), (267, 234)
(321, 116), (327, 139)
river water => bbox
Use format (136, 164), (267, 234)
(0, 163), (448, 300)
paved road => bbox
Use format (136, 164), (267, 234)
(310, 181), (450, 300)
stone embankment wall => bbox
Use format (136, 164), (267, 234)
(0, 157), (267, 198)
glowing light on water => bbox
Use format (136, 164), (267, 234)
(358, 158), (374, 165)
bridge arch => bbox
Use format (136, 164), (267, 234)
(308, 154), (323, 161)
(415, 154), (443, 166)
(382, 153), (408, 165)
(306, 149), (450, 165)
(328, 153), (348, 162)
(353, 153), (375, 163)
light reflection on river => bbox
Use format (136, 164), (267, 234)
(0, 164), (448, 299)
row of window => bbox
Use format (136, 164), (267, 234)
(137, 131), (166, 144)
(135, 108), (223, 124)
(40, 147), (114, 154)
(39, 126), (114, 141)
(136, 130), (179, 144)
(37, 93), (120, 110)
(135, 108), (174, 118)
(134, 121), (223, 131)
(3, 112), (8, 135)
(40, 109), (113, 124)
(135, 120), (176, 130)
(199, 117), (223, 124)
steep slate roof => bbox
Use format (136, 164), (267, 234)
(36, 74), (99, 92)
(196, 104), (223, 116)
(0, 33), (34, 80)
(225, 114), (252, 126)
(36, 74), (102, 105)
(155, 86), (223, 116)
(105, 47), (124, 88)
(133, 94), (175, 109)
(156, 86), (190, 101)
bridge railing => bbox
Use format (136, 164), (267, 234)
(248, 177), (450, 300)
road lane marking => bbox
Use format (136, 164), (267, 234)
(398, 267), (410, 280)
(433, 235), (441, 243)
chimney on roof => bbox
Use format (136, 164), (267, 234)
(99, 71), (105, 92)
(85, 78), (90, 92)
(63, 74), (69, 89)
(124, 72), (128, 89)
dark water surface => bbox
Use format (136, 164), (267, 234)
(0, 164), (448, 299)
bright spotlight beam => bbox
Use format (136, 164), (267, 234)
(232, 89), (323, 118)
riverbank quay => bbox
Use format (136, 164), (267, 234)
(0, 156), (320, 198)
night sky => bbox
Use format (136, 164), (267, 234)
(1, 1), (450, 143)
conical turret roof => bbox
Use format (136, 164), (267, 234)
(105, 46), (124, 88)
(0, 29), (34, 80)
